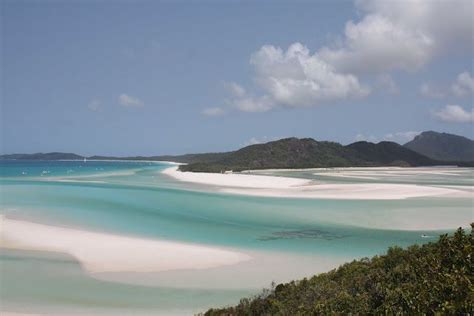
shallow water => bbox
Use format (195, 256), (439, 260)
(0, 249), (252, 316)
(0, 161), (472, 314)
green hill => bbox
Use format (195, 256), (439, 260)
(180, 138), (361, 172)
(180, 137), (442, 172)
(404, 131), (474, 162)
(347, 141), (435, 166)
(202, 225), (473, 315)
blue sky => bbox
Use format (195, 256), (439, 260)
(2, 0), (473, 156)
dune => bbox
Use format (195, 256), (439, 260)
(0, 216), (251, 274)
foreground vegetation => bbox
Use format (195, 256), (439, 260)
(203, 225), (473, 315)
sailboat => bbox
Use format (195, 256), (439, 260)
(83, 157), (87, 163)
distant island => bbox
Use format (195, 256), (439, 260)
(202, 225), (472, 315)
(2, 131), (473, 171)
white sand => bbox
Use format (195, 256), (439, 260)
(96, 250), (348, 289)
(221, 183), (470, 200)
(0, 216), (250, 274)
(162, 166), (312, 189)
(163, 166), (469, 200)
(310, 167), (473, 180)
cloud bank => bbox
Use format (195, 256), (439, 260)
(434, 105), (474, 123)
(320, 0), (472, 74)
(213, 0), (472, 115)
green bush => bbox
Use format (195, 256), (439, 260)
(202, 225), (473, 315)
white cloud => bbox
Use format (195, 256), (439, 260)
(451, 72), (474, 97)
(225, 82), (246, 98)
(87, 99), (101, 111)
(224, 0), (472, 113)
(222, 81), (275, 112)
(355, 133), (378, 142)
(434, 104), (474, 123)
(118, 94), (144, 107)
(419, 83), (445, 98)
(357, 0), (473, 48)
(320, 15), (433, 74)
(248, 43), (369, 109)
(232, 95), (274, 113)
(420, 72), (474, 99)
(242, 136), (276, 147)
(384, 131), (420, 143)
(202, 107), (225, 116)
(319, 0), (472, 74)
(356, 131), (420, 144)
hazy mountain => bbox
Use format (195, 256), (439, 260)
(1, 152), (230, 163)
(0, 152), (84, 160)
(404, 131), (474, 162)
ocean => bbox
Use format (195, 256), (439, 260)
(1, 160), (472, 315)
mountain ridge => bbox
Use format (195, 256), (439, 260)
(404, 131), (474, 162)
(2, 131), (473, 170)
(179, 137), (449, 172)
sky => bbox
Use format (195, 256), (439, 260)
(1, 0), (473, 156)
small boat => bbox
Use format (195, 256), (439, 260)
(83, 157), (87, 163)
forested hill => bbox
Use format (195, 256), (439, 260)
(181, 138), (360, 172)
(404, 131), (474, 162)
(2, 132), (473, 170)
(202, 225), (473, 315)
(179, 137), (470, 172)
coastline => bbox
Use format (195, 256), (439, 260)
(161, 165), (312, 189)
(162, 166), (470, 200)
(2, 158), (184, 165)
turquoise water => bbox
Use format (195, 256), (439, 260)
(1, 160), (471, 314)
(254, 167), (474, 186)
(0, 249), (252, 315)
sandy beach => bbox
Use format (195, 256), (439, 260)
(162, 166), (470, 200)
(0, 216), (251, 274)
(161, 166), (312, 189)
